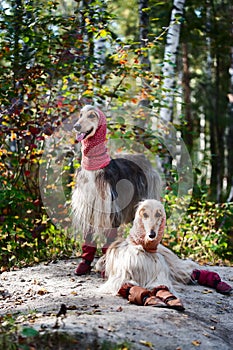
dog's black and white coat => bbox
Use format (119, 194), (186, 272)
(72, 105), (161, 238)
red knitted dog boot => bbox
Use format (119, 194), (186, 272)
(75, 260), (92, 276)
(74, 244), (97, 276)
(216, 281), (233, 294)
(101, 246), (108, 255)
(191, 269), (232, 295)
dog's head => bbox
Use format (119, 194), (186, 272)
(74, 105), (100, 141)
(130, 199), (166, 252)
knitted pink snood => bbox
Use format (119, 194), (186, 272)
(81, 109), (111, 170)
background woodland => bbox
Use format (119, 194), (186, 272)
(0, 0), (233, 268)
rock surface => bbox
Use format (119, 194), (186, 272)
(0, 258), (233, 349)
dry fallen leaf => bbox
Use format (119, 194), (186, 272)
(33, 279), (42, 285)
(37, 288), (49, 295)
(1, 266), (8, 273)
(139, 340), (153, 348)
(67, 304), (77, 310)
(202, 289), (213, 294)
(191, 340), (201, 346)
(203, 333), (210, 338)
(70, 291), (77, 295)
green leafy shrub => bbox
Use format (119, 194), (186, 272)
(163, 194), (233, 264)
(0, 219), (79, 270)
(0, 179), (79, 270)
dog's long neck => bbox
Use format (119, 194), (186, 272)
(81, 109), (111, 170)
(129, 218), (162, 253)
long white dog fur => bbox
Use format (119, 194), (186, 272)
(96, 199), (198, 295)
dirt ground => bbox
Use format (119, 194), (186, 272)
(0, 258), (233, 350)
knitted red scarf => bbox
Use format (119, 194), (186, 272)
(81, 109), (111, 170)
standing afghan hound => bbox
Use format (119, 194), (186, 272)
(71, 105), (162, 275)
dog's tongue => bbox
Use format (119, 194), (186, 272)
(76, 133), (85, 142)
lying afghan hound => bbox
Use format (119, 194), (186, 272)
(72, 105), (161, 240)
(96, 199), (232, 310)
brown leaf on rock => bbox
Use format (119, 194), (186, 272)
(202, 289), (213, 294)
(37, 288), (49, 295)
(139, 340), (154, 348)
(191, 340), (201, 346)
(70, 291), (77, 295)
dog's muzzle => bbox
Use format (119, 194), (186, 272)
(149, 230), (156, 239)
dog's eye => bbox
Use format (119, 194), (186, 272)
(88, 113), (96, 119)
(155, 211), (162, 218)
(143, 212), (149, 219)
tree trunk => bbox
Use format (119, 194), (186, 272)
(139, 0), (151, 71)
(226, 55), (233, 202)
(138, 0), (151, 109)
(181, 42), (193, 154)
(13, 0), (23, 88)
(209, 54), (226, 202)
(226, 4), (233, 203)
(159, 0), (186, 122)
(158, 0), (186, 182)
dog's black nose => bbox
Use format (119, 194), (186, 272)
(149, 230), (156, 239)
(74, 124), (81, 131)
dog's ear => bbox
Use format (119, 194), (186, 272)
(138, 208), (144, 218)
(135, 201), (143, 215)
(139, 208), (149, 219)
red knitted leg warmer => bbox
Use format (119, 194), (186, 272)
(191, 269), (232, 294)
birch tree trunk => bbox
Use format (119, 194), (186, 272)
(159, 0), (186, 122)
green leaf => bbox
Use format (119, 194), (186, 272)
(115, 116), (125, 124)
(21, 327), (39, 337)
